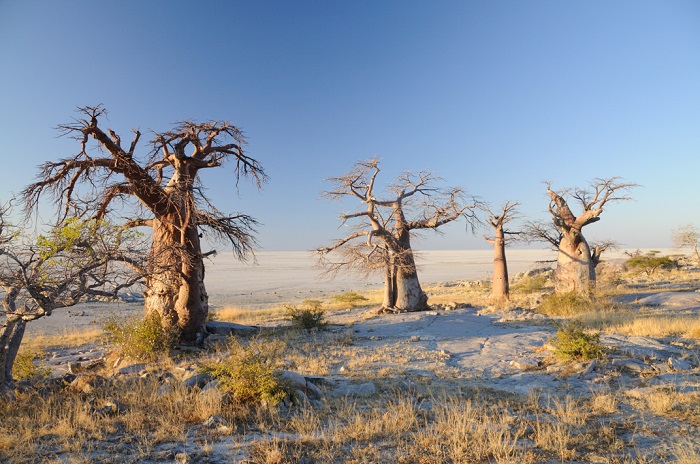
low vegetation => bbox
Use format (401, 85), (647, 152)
(203, 338), (288, 406)
(103, 312), (178, 362)
(552, 320), (604, 362)
(285, 301), (327, 330)
(624, 250), (678, 276)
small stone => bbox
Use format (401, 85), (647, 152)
(116, 363), (147, 376)
(409, 335), (421, 342)
(181, 372), (213, 389)
(668, 357), (692, 371)
(510, 357), (540, 370)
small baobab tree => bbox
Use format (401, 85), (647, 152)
(318, 159), (478, 312)
(672, 224), (700, 261)
(0, 204), (147, 395)
(23, 106), (266, 341)
(484, 201), (520, 304)
(542, 178), (636, 295)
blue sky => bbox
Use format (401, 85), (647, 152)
(1, 1), (698, 251)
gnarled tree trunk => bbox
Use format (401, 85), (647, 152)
(0, 317), (25, 396)
(391, 223), (428, 311)
(145, 213), (208, 341)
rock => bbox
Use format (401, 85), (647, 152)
(205, 321), (259, 337)
(181, 372), (213, 389)
(116, 363), (147, 376)
(92, 399), (127, 417)
(409, 335), (421, 342)
(332, 381), (376, 397)
(157, 382), (175, 397)
(69, 374), (107, 394)
(625, 387), (657, 399)
(510, 357), (540, 370)
(668, 357), (692, 371)
(202, 414), (230, 434)
(276, 370), (323, 399)
(582, 359), (597, 376)
(612, 358), (648, 373)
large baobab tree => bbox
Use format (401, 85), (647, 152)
(542, 178), (636, 295)
(484, 201), (520, 304)
(23, 106), (266, 341)
(0, 204), (147, 395)
(318, 159), (478, 312)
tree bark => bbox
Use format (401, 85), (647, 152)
(391, 219), (428, 311)
(491, 227), (509, 303)
(144, 213), (208, 341)
(0, 319), (25, 396)
(555, 230), (595, 295)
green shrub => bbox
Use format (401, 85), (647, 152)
(553, 320), (603, 362)
(537, 292), (595, 316)
(286, 302), (326, 330)
(103, 312), (177, 361)
(332, 291), (369, 307)
(13, 351), (52, 381)
(204, 338), (287, 406)
(512, 274), (549, 293)
(625, 252), (677, 276)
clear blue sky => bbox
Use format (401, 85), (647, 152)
(1, 1), (699, 251)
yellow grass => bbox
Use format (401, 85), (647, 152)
(604, 316), (700, 338)
(22, 327), (104, 351)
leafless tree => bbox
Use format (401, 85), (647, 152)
(672, 224), (700, 261)
(542, 178), (636, 295)
(318, 159), (479, 312)
(22, 106), (266, 341)
(483, 201), (520, 303)
(0, 203), (148, 395)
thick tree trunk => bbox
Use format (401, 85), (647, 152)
(0, 317), (26, 396)
(491, 228), (509, 303)
(555, 231), (595, 295)
(394, 261), (428, 311)
(144, 213), (208, 342)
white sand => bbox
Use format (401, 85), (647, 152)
(204, 249), (557, 308)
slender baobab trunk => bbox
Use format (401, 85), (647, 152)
(391, 222), (428, 311)
(382, 258), (396, 309)
(491, 227), (509, 303)
(555, 231), (595, 295)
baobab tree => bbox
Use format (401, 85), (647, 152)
(672, 224), (700, 261)
(318, 159), (479, 312)
(484, 201), (520, 304)
(541, 178), (636, 295)
(23, 106), (266, 341)
(0, 205), (147, 395)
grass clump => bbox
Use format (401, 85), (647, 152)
(332, 291), (369, 307)
(553, 320), (603, 362)
(13, 350), (52, 381)
(512, 274), (549, 293)
(537, 291), (595, 316)
(286, 301), (326, 330)
(103, 312), (177, 362)
(204, 337), (288, 406)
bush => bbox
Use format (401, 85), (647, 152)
(13, 350), (52, 381)
(553, 320), (603, 362)
(537, 292), (595, 316)
(286, 302), (326, 330)
(103, 312), (178, 361)
(332, 291), (369, 307)
(204, 338), (288, 406)
(625, 252), (678, 276)
(512, 274), (549, 293)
